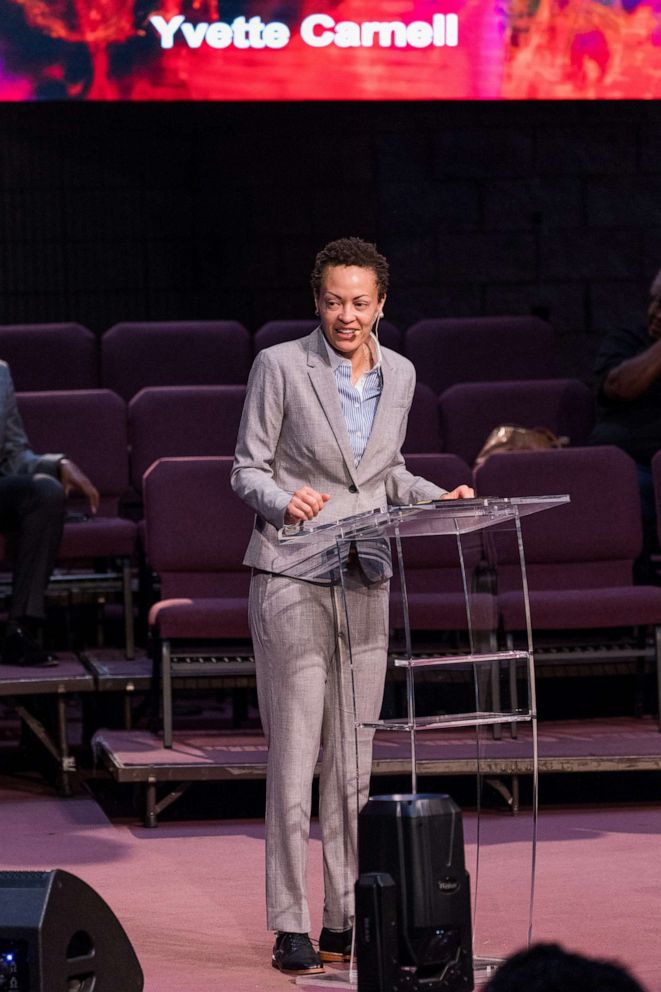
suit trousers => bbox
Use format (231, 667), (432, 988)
(0, 475), (65, 620)
(249, 566), (389, 934)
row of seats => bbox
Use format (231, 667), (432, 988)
(144, 448), (661, 745)
(9, 378), (593, 665)
(5, 378), (596, 667)
(1, 316), (559, 398)
(17, 379), (595, 491)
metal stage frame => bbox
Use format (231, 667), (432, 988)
(2, 649), (659, 824)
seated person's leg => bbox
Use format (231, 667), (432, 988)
(0, 475), (65, 666)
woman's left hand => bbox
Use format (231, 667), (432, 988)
(440, 485), (475, 500)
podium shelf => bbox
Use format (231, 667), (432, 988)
(359, 710), (535, 732)
(392, 650), (530, 670)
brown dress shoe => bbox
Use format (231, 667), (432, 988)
(319, 926), (353, 962)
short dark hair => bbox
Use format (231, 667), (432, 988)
(483, 943), (647, 992)
(311, 238), (389, 300)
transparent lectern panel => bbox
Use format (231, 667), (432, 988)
(280, 498), (571, 977)
(372, 511), (544, 971)
(278, 497), (570, 549)
(463, 513), (539, 971)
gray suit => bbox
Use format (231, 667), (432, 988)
(232, 328), (445, 932)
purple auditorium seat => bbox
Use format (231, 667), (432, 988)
(405, 316), (561, 395)
(128, 386), (246, 496)
(143, 457), (255, 747)
(254, 319), (402, 354)
(253, 320), (316, 353)
(402, 383), (443, 453)
(17, 390), (137, 655)
(403, 452), (472, 494)
(376, 321), (402, 353)
(392, 454), (495, 636)
(0, 323), (98, 391)
(101, 321), (252, 400)
(439, 379), (596, 467)
(474, 446), (661, 723)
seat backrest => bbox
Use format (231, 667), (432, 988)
(439, 379), (596, 466)
(399, 454), (475, 579)
(0, 323), (98, 391)
(405, 316), (560, 394)
(402, 383), (443, 453)
(253, 320), (317, 353)
(254, 319), (402, 354)
(128, 385), (246, 492)
(403, 453), (472, 495)
(101, 321), (251, 400)
(474, 446), (642, 588)
(143, 457), (254, 596)
(17, 389), (129, 512)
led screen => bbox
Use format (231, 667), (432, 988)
(0, 1), (660, 100)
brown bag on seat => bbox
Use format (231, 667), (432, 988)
(474, 424), (568, 469)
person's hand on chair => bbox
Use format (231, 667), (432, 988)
(59, 459), (100, 514)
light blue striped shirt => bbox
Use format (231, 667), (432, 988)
(322, 332), (383, 466)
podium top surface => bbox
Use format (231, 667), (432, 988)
(279, 495), (570, 545)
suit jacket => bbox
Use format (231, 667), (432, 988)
(0, 362), (62, 479)
(232, 328), (446, 576)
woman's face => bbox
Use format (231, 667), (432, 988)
(316, 264), (385, 363)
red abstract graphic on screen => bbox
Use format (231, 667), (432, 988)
(0, 0), (660, 100)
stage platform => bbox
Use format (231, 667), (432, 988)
(83, 648), (255, 690)
(0, 653), (93, 794)
(0, 653), (94, 697)
(83, 648), (152, 692)
(93, 715), (661, 825)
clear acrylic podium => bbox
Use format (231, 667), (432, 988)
(279, 495), (569, 988)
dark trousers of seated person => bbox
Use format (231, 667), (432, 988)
(0, 475), (65, 621)
(634, 465), (660, 585)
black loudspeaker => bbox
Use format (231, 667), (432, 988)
(357, 793), (473, 992)
(0, 870), (144, 992)
(355, 872), (399, 992)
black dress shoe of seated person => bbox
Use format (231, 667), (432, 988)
(272, 932), (325, 975)
(2, 623), (57, 667)
(319, 926), (353, 962)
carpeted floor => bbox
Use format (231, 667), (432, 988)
(0, 783), (659, 991)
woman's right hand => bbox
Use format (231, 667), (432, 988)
(284, 486), (331, 524)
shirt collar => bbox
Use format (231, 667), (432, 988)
(320, 327), (383, 373)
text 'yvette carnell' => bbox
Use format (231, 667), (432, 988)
(149, 13), (460, 51)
